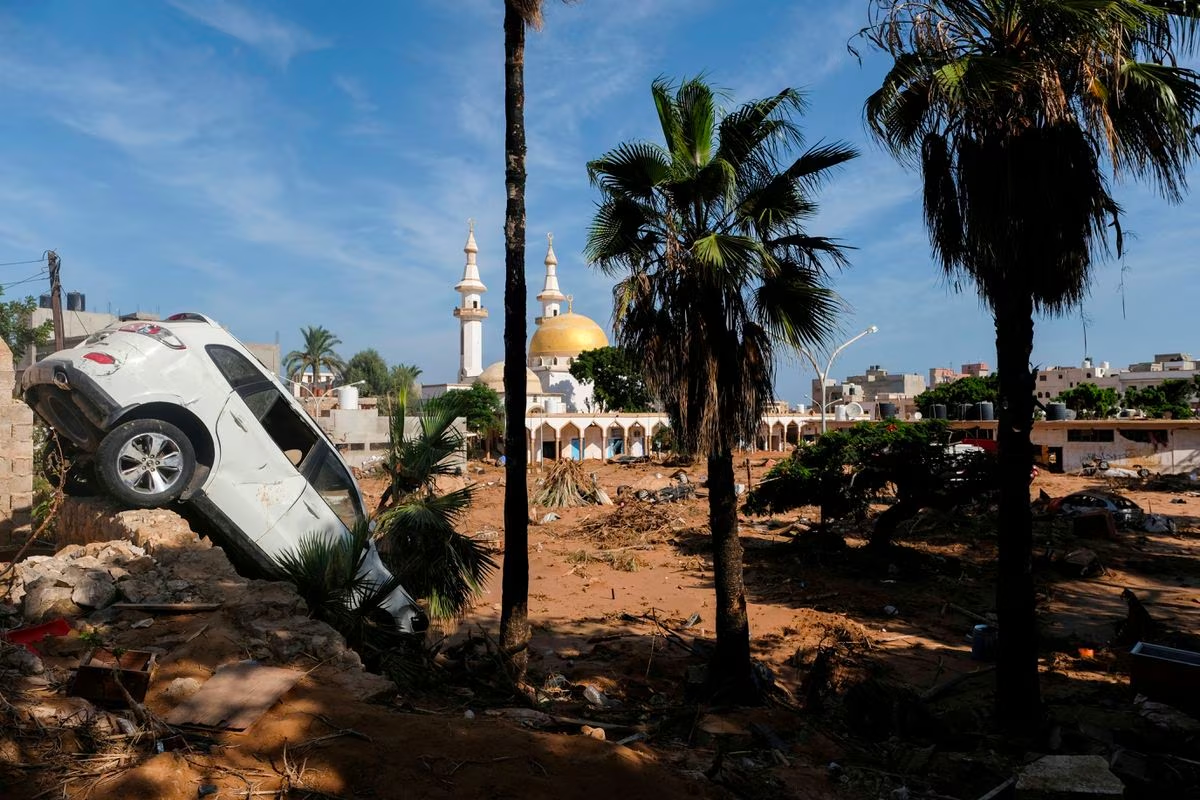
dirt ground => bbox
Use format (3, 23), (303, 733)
(4, 455), (1199, 799)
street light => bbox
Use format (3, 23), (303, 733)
(800, 325), (879, 434)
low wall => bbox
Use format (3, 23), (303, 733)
(0, 337), (33, 544)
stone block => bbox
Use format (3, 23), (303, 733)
(1016, 755), (1124, 800)
(23, 583), (82, 623)
(72, 573), (118, 609)
(12, 458), (33, 478)
(10, 439), (35, 459)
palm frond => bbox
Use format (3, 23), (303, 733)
(586, 141), (672, 201)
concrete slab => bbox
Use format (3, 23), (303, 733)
(1016, 755), (1124, 799)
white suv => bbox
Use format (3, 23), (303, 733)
(21, 312), (427, 634)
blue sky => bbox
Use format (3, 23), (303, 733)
(0, 0), (1196, 405)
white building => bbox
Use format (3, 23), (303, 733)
(1034, 358), (1119, 400)
(1034, 355), (1199, 403)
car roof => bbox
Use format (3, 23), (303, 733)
(1065, 491), (1140, 507)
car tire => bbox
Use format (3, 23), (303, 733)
(96, 419), (197, 509)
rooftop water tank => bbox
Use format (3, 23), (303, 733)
(1046, 402), (1069, 421)
(335, 385), (359, 411)
(66, 291), (84, 312)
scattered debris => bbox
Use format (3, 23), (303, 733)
(164, 661), (302, 731)
(1129, 643), (1200, 713)
(69, 647), (156, 707)
(1055, 548), (1105, 578)
(582, 685), (608, 707)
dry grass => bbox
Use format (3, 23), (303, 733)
(535, 459), (612, 508)
(571, 501), (689, 548)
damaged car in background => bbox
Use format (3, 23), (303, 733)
(20, 312), (428, 634)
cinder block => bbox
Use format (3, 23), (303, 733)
(11, 458), (32, 477)
(9, 439), (34, 459)
(9, 492), (33, 512)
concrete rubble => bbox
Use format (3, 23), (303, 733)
(0, 497), (394, 685)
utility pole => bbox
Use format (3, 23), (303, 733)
(47, 251), (65, 351)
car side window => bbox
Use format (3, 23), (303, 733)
(207, 345), (265, 390)
(310, 447), (364, 529)
(240, 385), (319, 466)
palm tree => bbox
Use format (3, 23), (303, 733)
(284, 325), (345, 393)
(587, 76), (855, 701)
(863, 0), (1200, 726)
(390, 363), (423, 397)
(375, 387), (496, 620)
(500, 0), (563, 686)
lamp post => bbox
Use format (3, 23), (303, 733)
(800, 325), (878, 434)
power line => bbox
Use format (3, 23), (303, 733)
(1, 269), (49, 290)
(0, 256), (47, 268)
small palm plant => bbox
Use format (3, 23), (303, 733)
(374, 388), (495, 620)
(275, 520), (405, 655)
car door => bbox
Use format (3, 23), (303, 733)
(202, 345), (313, 545)
(256, 442), (366, 558)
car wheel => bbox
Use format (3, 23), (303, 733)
(96, 419), (196, 508)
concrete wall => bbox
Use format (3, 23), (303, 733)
(0, 338), (34, 543)
(1033, 424), (1200, 475)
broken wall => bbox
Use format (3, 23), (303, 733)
(0, 337), (33, 543)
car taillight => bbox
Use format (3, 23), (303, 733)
(82, 352), (116, 364)
(118, 323), (186, 350)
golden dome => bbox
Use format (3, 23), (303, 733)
(477, 361), (543, 396)
(529, 312), (609, 357)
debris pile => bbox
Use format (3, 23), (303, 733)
(535, 459), (613, 508)
(573, 501), (688, 548)
(1, 535), (376, 676)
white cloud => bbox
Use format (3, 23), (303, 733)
(169, 0), (328, 66)
(334, 75), (377, 114)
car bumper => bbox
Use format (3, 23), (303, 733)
(22, 359), (123, 450)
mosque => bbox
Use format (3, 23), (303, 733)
(421, 223), (613, 415)
(421, 223), (812, 462)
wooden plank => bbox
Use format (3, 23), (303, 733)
(165, 662), (301, 731)
(112, 603), (222, 613)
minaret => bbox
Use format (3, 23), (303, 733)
(453, 220), (488, 383)
(535, 233), (566, 325)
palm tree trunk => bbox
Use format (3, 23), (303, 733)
(707, 450), (757, 702)
(499, 0), (531, 685)
(993, 287), (1041, 727)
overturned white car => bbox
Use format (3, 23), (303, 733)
(21, 312), (427, 634)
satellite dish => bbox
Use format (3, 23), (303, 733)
(844, 401), (864, 418)
(912, 411), (923, 421)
